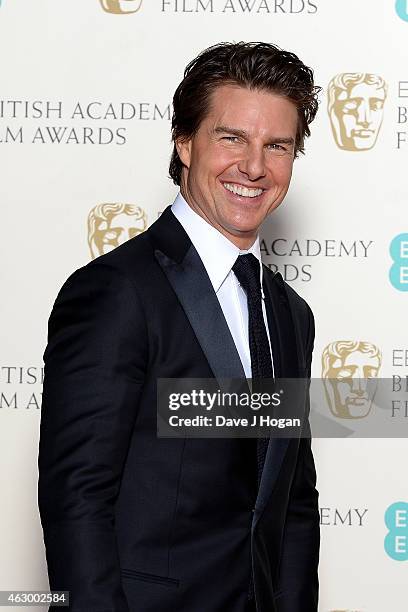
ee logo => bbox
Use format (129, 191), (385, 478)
(384, 502), (408, 560)
(396, 0), (408, 21)
(389, 233), (408, 291)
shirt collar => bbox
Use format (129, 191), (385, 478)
(171, 192), (265, 296)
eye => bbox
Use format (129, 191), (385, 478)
(222, 136), (240, 143)
(266, 142), (293, 156)
(268, 143), (286, 151)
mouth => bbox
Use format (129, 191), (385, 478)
(222, 181), (265, 200)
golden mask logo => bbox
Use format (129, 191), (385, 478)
(99, 0), (142, 14)
(88, 203), (147, 259)
(327, 73), (387, 151)
(322, 341), (382, 419)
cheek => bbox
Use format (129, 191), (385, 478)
(191, 147), (230, 183)
(269, 160), (293, 186)
(213, 149), (239, 179)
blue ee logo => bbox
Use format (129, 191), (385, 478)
(396, 0), (408, 21)
(385, 502), (408, 561)
(389, 233), (408, 291)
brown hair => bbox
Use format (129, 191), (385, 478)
(169, 41), (320, 185)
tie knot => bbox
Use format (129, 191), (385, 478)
(232, 253), (262, 294)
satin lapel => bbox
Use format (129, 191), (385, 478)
(253, 270), (301, 524)
(155, 245), (246, 381)
(263, 270), (300, 380)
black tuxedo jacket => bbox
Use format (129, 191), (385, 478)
(38, 206), (319, 612)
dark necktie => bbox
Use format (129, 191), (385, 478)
(233, 253), (274, 605)
(232, 253), (273, 488)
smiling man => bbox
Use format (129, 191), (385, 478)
(39, 42), (320, 612)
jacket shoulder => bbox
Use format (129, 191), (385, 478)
(49, 234), (153, 326)
(87, 231), (154, 278)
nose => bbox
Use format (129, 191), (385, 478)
(237, 144), (266, 181)
(356, 100), (372, 128)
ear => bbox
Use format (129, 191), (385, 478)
(176, 137), (192, 169)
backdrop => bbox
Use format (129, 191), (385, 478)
(1, 1), (407, 610)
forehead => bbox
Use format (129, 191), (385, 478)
(203, 84), (298, 135)
(337, 82), (385, 100)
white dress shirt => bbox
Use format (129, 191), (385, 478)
(171, 192), (274, 378)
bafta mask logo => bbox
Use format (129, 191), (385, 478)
(88, 203), (147, 259)
(322, 341), (382, 419)
(327, 73), (387, 151)
(396, 0), (408, 21)
(99, 0), (142, 14)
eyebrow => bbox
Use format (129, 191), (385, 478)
(214, 125), (295, 145)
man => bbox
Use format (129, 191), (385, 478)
(38, 42), (320, 612)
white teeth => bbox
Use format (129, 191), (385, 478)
(223, 183), (263, 198)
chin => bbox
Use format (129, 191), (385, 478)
(224, 220), (259, 235)
(225, 211), (263, 229)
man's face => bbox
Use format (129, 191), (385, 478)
(325, 350), (380, 419)
(177, 85), (298, 248)
(331, 82), (386, 151)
